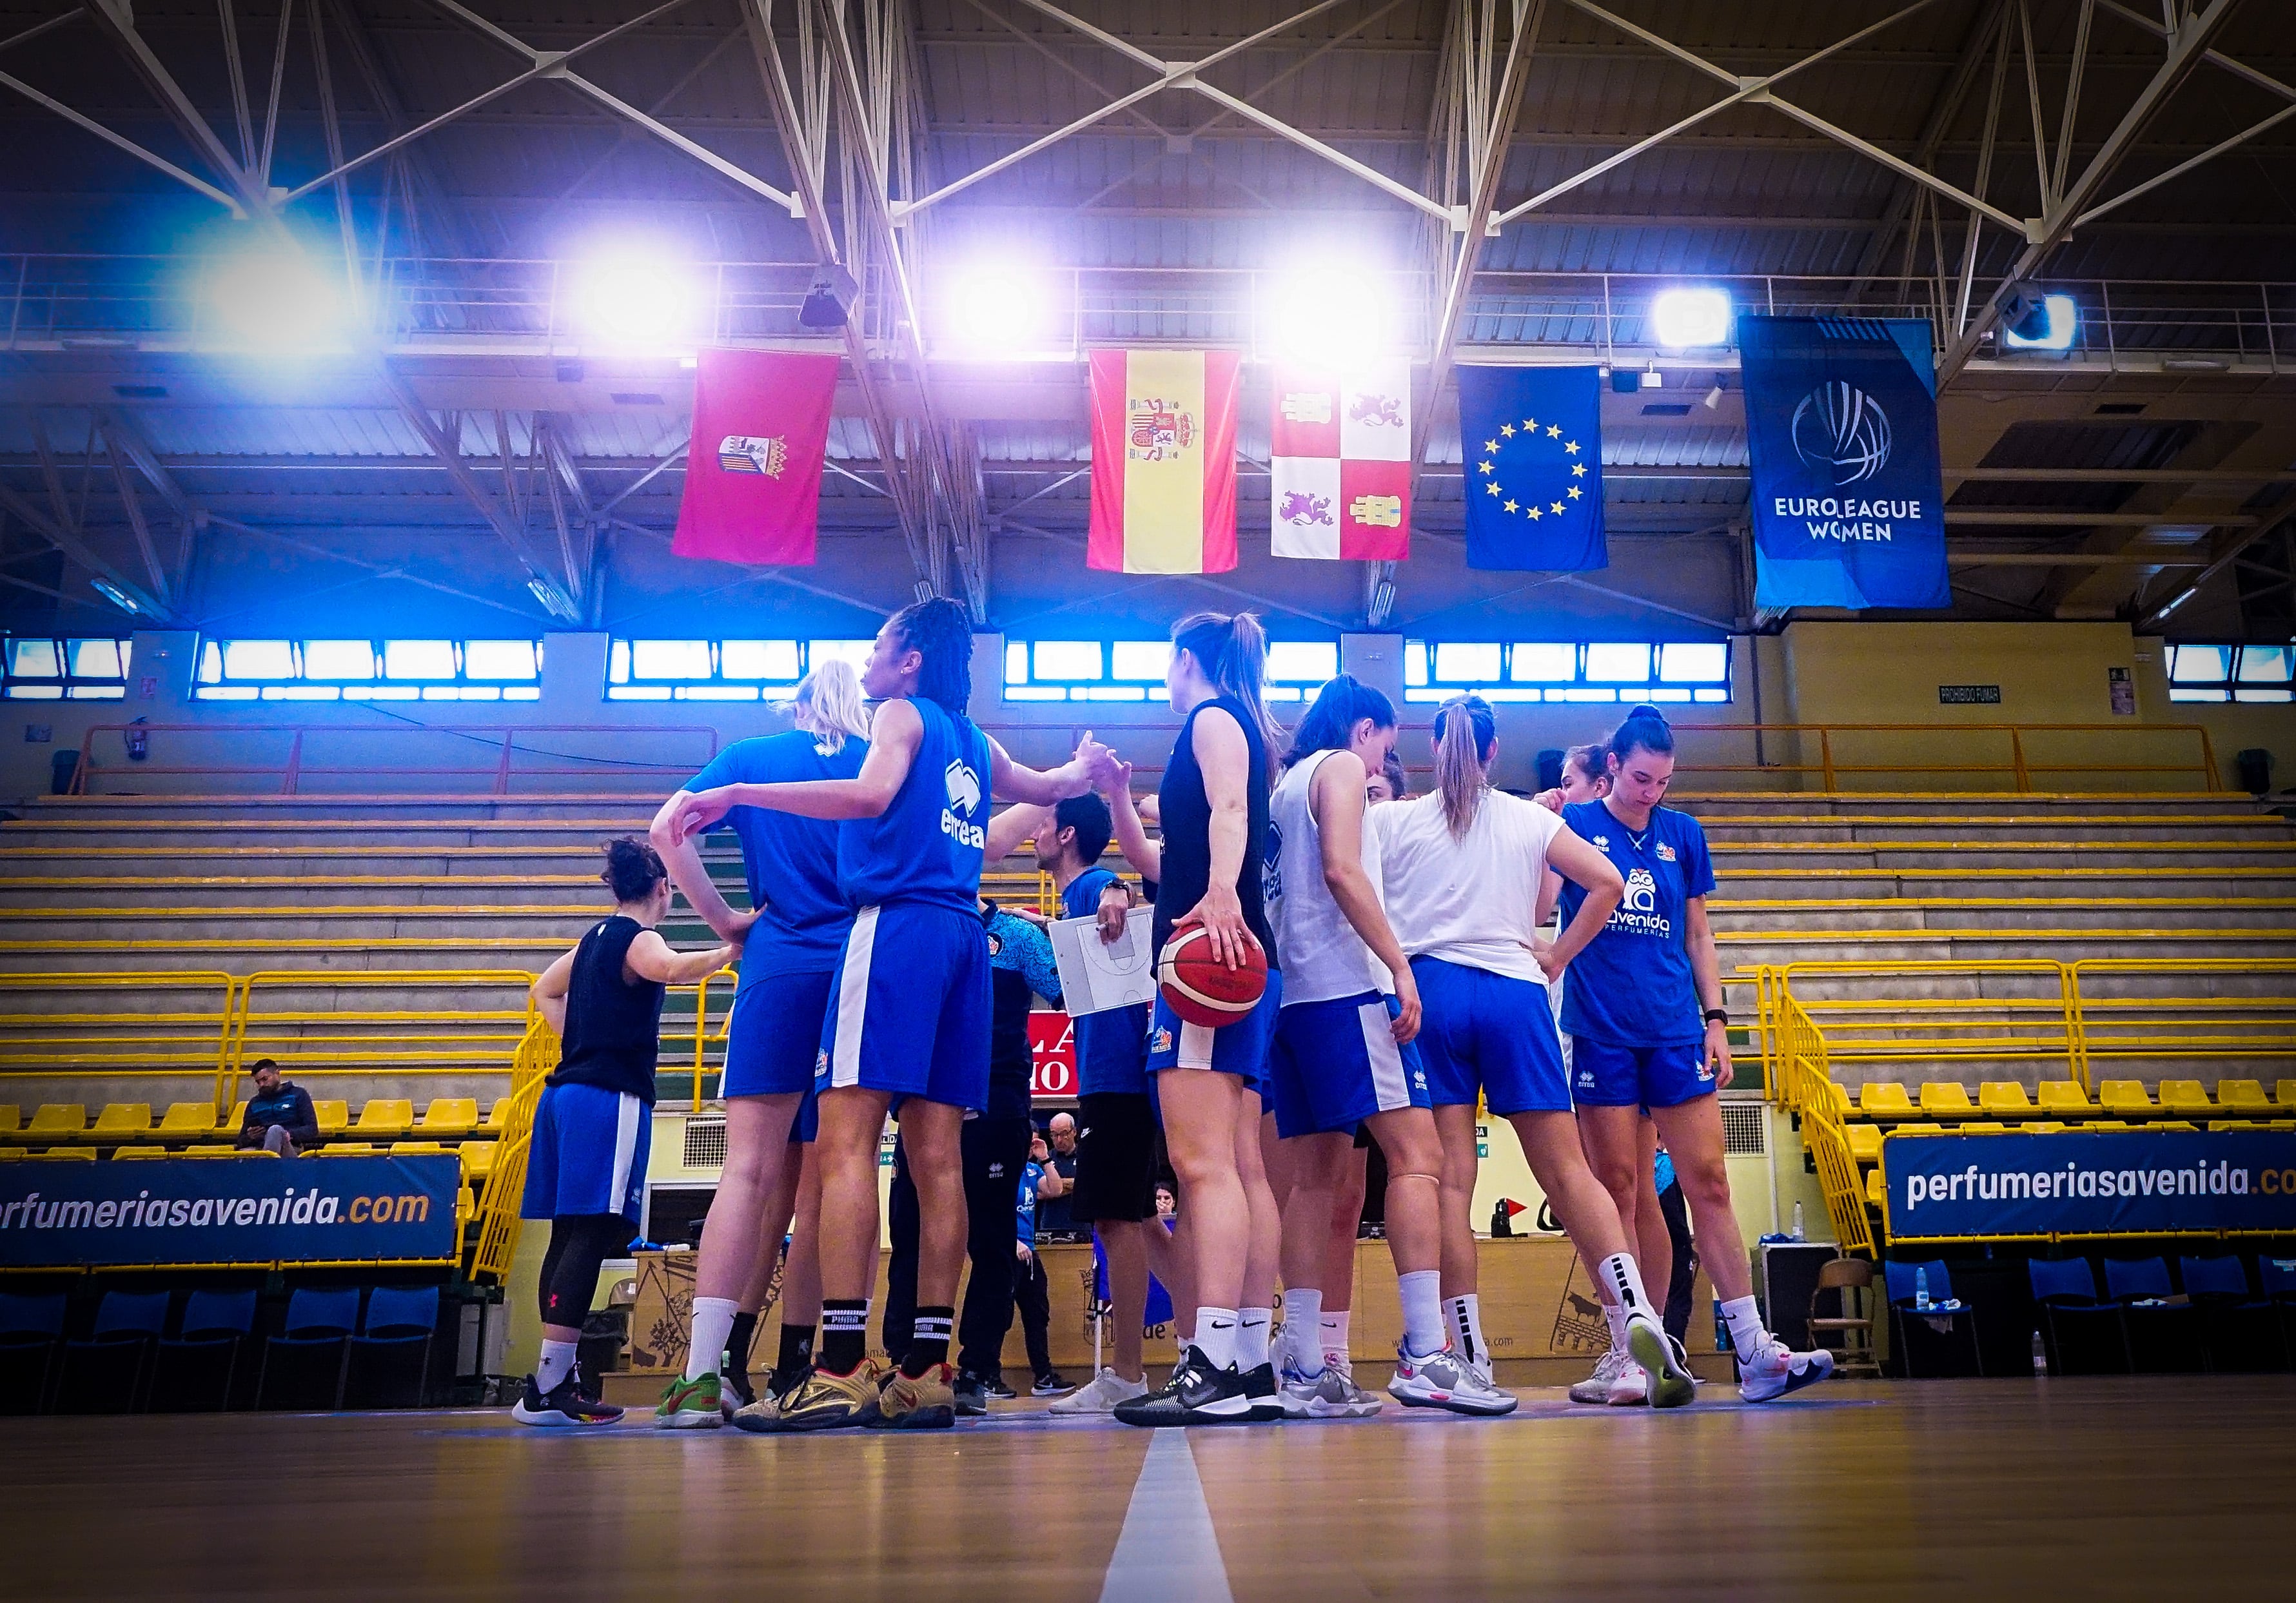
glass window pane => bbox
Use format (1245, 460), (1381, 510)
(465, 639), (539, 680)
(1403, 642), (1428, 687)
(2236, 645), (2290, 683)
(7, 638), (61, 678)
(1693, 687), (1729, 703)
(5, 682), (63, 699)
(809, 639), (876, 671)
(1659, 642), (1729, 683)
(1111, 641), (1170, 681)
(1005, 641), (1030, 685)
(1005, 685), (1068, 702)
(2166, 686), (2226, 702)
(1433, 642), (1501, 683)
(1555, 687), (1618, 702)
(1584, 643), (1651, 683)
(1644, 686), (1691, 702)
(222, 639), (295, 680)
(384, 639), (458, 680)
(720, 640), (800, 680)
(1509, 643), (1576, 682)
(300, 640), (375, 680)
(66, 683), (124, 699)
(608, 640), (631, 683)
(629, 640), (711, 681)
(2169, 644), (2231, 683)
(1075, 684), (1146, 701)
(197, 641), (222, 684)
(1034, 641), (1104, 682)
(118, 640), (133, 676)
(66, 638), (122, 679)
(1266, 641), (1339, 683)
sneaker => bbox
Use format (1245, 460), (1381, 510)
(870, 1363), (958, 1430)
(1238, 1361), (1284, 1422)
(1318, 1354), (1384, 1417)
(771, 1362), (883, 1431)
(1389, 1345), (1518, 1416)
(952, 1370), (991, 1417)
(1114, 1345), (1253, 1427)
(1277, 1359), (1324, 1419)
(981, 1373), (1018, 1401)
(721, 1364), (756, 1413)
(1282, 1359), (1383, 1419)
(513, 1372), (623, 1427)
(1569, 1346), (1629, 1405)
(1030, 1372), (1072, 1397)
(1626, 1316), (1698, 1410)
(654, 1372), (723, 1430)
(1050, 1367), (1150, 1415)
(1738, 1339), (1835, 1403)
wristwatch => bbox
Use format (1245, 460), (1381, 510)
(1702, 1008), (1729, 1025)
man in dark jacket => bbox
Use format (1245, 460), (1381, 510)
(237, 1059), (320, 1154)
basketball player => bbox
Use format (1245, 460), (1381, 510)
(1562, 704), (1834, 1402)
(647, 662), (872, 1428)
(665, 597), (1112, 1430)
(1377, 695), (1696, 1406)
(1104, 611), (1287, 1427)
(515, 838), (741, 1426)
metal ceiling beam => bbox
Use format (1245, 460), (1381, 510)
(0, 480), (170, 619)
(2144, 500), (2296, 627)
(77, 0), (269, 214)
(1847, 0), (2010, 295)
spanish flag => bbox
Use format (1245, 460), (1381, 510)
(1087, 349), (1241, 574)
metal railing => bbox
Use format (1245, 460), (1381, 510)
(1769, 985), (1872, 1255)
(0, 971), (242, 1092)
(467, 1018), (555, 1285)
(222, 969), (542, 1110)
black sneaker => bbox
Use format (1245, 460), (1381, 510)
(1237, 1361), (1284, 1422)
(982, 1373), (1018, 1401)
(722, 1365), (757, 1411)
(1031, 1371), (1071, 1397)
(952, 1370), (991, 1416)
(1114, 1346), (1253, 1427)
(512, 1372), (625, 1427)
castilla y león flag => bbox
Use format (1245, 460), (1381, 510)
(1088, 348), (1241, 574)
(671, 348), (841, 565)
(1269, 361), (1412, 560)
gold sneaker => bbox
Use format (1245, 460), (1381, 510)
(869, 1362), (957, 1430)
(769, 1362), (881, 1432)
(728, 1384), (789, 1435)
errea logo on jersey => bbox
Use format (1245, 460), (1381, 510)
(941, 758), (986, 850)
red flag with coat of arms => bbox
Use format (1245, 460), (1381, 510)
(671, 348), (841, 565)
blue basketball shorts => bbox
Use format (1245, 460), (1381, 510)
(1267, 990), (1429, 1140)
(723, 970), (834, 1103)
(816, 901), (991, 1110)
(1145, 967), (1284, 1092)
(1411, 957), (1572, 1117)
(1569, 1035), (1716, 1110)
(521, 1081), (651, 1222)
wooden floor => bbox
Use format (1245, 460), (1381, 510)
(6, 1379), (2293, 1600)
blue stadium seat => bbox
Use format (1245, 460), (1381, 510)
(1884, 1259), (1981, 1377)
(57, 1290), (171, 1413)
(2028, 1257), (2127, 1375)
(257, 1287), (361, 1411)
(2178, 1256), (2285, 1374)
(2106, 1256), (2203, 1373)
(0, 1291), (66, 1414)
(343, 1286), (439, 1410)
(151, 1289), (260, 1412)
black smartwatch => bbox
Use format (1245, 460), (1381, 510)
(1703, 1008), (1729, 1025)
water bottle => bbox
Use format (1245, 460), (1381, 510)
(1790, 1203), (1806, 1242)
(1914, 1265), (1932, 1312)
(1712, 1297), (1727, 1353)
(2032, 1332), (2047, 1376)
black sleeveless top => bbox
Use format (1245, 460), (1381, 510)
(549, 915), (665, 1104)
(1153, 694), (1279, 967)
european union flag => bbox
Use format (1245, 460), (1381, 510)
(1458, 364), (1607, 572)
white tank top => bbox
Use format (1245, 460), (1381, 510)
(1268, 749), (1384, 1007)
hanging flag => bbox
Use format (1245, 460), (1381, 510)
(1088, 349), (1241, 574)
(1269, 362), (1413, 560)
(1457, 364), (1607, 571)
(1742, 315), (1950, 610)
(671, 348), (841, 566)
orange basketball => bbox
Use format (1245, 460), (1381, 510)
(1157, 917), (1270, 1028)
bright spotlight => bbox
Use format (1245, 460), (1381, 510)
(2001, 292), (2078, 352)
(941, 267), (1043, 354)
(205, 250), (347, 351)
(1650, 286), (1731, 349)
(1270, 268), (1388, 364)
(576, 259), (691, 346)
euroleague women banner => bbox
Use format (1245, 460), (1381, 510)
(1742, 316), (1950, 610)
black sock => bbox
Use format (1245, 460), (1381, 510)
(776, 1321), (816, 1381)
(902, 1306), (954, 1379)
(819, 1301), (868, 1376)
(727, 1310), (759, 1377)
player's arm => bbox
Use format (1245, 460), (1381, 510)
(1684, 895), (1732, 1088)
(1182, 706), (1253, 969)
(531, 946), (576, 1035)
(623, 927), (743, 987)
(666, 700), (923, 840)
(1104, 759), (1161, 881)
(1010, 917), (1063, 1007)
(1535, 865), (1562, 927)
(649, 790), (751, 941)
(988, 731), (1114, 806)
(1310, 752), (1419, 1043)
(1535, 825), (1625, 981)
(985, 802), (1049, 863)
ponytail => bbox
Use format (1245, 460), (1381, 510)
(1172, 610), (1282, 780)
(1605, 702), (1675, 771)
(1433, 694), (1496, 840)
(602, 835), (667, 902)
(1284, 673), (1396, 767)
(885, 595), (974, 722)
(790, 658), (872, 754)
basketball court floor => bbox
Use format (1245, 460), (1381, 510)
(6, 1377), (2291, 1599)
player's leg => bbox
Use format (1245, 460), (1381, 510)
(1410, 959), (1491, 1377)
(953, 1114), (1030, 1411)
(724, 1145), (801, 1411)
(1658, 1172), (1696, 1342)
(514, 1212), (630, 1426)
(776, 1138), (823, 1386)
(1273, 1128), (1348, 1414)
(1235, 1084), (1284, 1417)
(1019, 1248), (1059, 1391)
(769, 1083), (895, 1430)
(880, 1134), (919, 1359)
(1315, 1142), (1373, 1408)
(1563, 1094), (1696, 1409)
(1055, 1092), (1157, 1413)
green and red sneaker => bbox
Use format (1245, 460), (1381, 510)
(655, 1371), (724, 1430)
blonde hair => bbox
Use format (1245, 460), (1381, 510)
(790, 658), (871, 754)
(1433, 694), (1496, 841)
(1172, 610), (1282, 781)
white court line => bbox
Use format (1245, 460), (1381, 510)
(1099, 1431), (1233, 1603)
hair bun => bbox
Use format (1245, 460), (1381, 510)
(1624, 703), (1669, 724)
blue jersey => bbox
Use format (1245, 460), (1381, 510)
(688, 730), (866, 984)
(1017, 1159), (1044, 1247)
(1061, 866), (1150, 1096)
(837, 697), (991, 914)
(1556, 800), (1716, 1047)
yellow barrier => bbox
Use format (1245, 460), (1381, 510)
(1765, 985), (1872, 1254)
(224, 970), (542, 1110)
(467, 1018), (556, 1284)
(0, 970), (244, 1095)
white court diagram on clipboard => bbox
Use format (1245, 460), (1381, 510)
(1048, 906), (1157, 1016)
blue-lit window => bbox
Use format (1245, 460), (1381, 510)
(2170, 642), (2292, 703)
(3, 636), (133, 700)
(605, 638), (863, 702)
(1404, 640), (1731, 704)
(1004, 637), (1340, 702)
(194, 638), (542, 702)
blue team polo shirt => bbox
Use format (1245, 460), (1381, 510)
(1556, 800), (1717, 1047)
(687, 729), (867, 986)
(1061, 865), (1150, 1096)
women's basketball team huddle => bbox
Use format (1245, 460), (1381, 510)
(511, 597), (1834, 1431)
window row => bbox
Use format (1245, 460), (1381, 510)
(1003, 639), (1338, 703)
(193, 639), (542, 702)
(605, 638), (875, 701)
(2165, 643), (2294, 704)
(1402, 640), (1731, 705)
(2, 637), (134, 700)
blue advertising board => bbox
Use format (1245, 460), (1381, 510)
(1883, 1130), (2296, 1241)
(0, 1155), (460, 1268)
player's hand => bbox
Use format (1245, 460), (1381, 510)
(668, 787), (735, 844)
(1389, 971), (1422, 1045)
(1102, 758), (1135, 799)
(1097, 882), (1132, 943)
(1526, 934), (1569, 984)
(1012, 905), (1050, 929)
(1533, 787), (1566, 814)
(723, 907), (762, 947)
(1016, 1241), (1034, 1264)
(1182, 883), (1250, 970)
(1072, 730), (1115, 794)
(1706, 1017), (1734, 1089)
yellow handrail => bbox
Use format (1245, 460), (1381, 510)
(467, 1018), (557, 1284)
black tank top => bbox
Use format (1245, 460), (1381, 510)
(549, 915), (665, 1104)
(1153, 694), (1279, 967)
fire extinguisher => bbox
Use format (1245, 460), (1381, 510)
(124, 716), (150, 763)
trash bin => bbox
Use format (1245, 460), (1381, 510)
(2235, 747), (2273, 796)
(49, 749), (79, 794)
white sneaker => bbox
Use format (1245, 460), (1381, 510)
(1606, 1358), (1649, 1406)
(1048, 1366), (1150, 1415)
(1320, 1353), (1384, 1417)
(1569, 1345), (1628, 1405)
(1389, 1345), (1518, 1416)
(1738, 1339), (1835, 1403)
(1626, 1314), (1698, 1410)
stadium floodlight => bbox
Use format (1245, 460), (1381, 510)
(204, 248), (348, 351)
(2001, 291), (2078, 352)
(941, 266), (1044, 354)
(1270, 268), (1388, 365)
(1649, 286), (1731, 349)
(574, 257), (692, 346)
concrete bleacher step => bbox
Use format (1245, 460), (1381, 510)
(1715, 867), (2296, 900)
(1676, 791), (2265, 818)
(1698, 814), (2291, 844)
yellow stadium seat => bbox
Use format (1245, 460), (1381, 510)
(2157, 1079), (2213, 1116)
(2099, 1081), (2154, 1117)
(32, 1146), (95, 1161)
(159, 1102), (219, 1138)
(1846, 1124), (1883, 1163)
(1885, 1124), (1949, 1138)
(1825, 1081), (1852, 1117)
(2218, 1079), (2270, 1114)
(92, 1103), (153, 1137)
(0, 1106), (19, 1133)
(28, 1105), (87, 1137)
(2027, 1121), (2066, 1134)
(224, 1100), (249, 1129)
(1919, 1083), (1976, 1117)
(312, 1101), (350, 1136)
(418, 1098), (479, 1139)
(2277, 1081), (2296, 1110)
(0, 1149), (19, 1161)
(390, 1141), (447, 1154)
(1865, 1170), (1885, 1206)
(112, 1146), (167, 1159)
(484, 1098), (513, 1132)
(354, 1099), (415, 1140)
(460, 1143), (498, 1184)
(2155, 1120), (2198, 1132)
(1979, 1082), (2035, 1117)
(2083, 1120), (2134, 1131)
(2210, 1121), (2261, 1132)
(1954, 1122), (2010, 1132)
(1858, 1083), (1916, 1120)
(186, 1144), (269, 1157)
(316, 1142), (377, 1156)
(2039, 1081), (2095, 1115)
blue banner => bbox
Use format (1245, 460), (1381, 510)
(1883, 1131), (2296, 1241)
(1457, 364), (1607, 572)
(0, 1156), (460, 1268)
(1743, 316), (1949, 610)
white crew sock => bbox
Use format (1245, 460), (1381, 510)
(685, 1296), (740, 1383)
(1320, 1308), (1350, 1359)
(1194, 1307), (1240, 1371)
(1721, 1295), (1770, 1363)
(1238, 1307), (1273, 1370)
(1279, 1289), (1323, 1374)
(1598, 1253), (1655, 1323)
(1446, 1294), (1489, 1369)
(535, 1339), (578, 1395)
(1604, 1297), (1629, 1351)
(1397, 1270), (1445, 1359)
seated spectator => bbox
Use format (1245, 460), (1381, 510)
(1036, 1111), (1081, 1237)
(237, 1059), (319, 1154)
